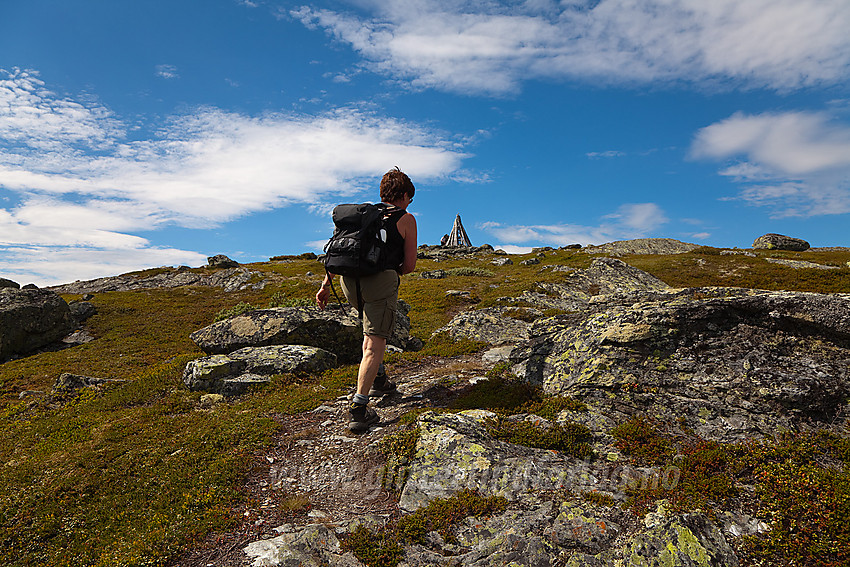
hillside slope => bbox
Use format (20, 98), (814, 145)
(1, 243), (849, 567)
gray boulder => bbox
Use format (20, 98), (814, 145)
(183, 345), (338, 394)
(432, 307), (537, 345)
(190, 304), (414, 363)
(53, 373), (123, 391)
(583, 238), (700, 256)
(69, 301), (97, 323)
(509, 257), (670, 314)
(0, 278), (20, 289)
(513, 287), (850, 443)
(190, 306), (362, 362)
(244, 524), (361, 567)
(752, 233), (810, 251)
(208, 254), (239, 268)
(0, 288), (75, 360)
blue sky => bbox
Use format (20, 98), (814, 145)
(2, 0), (850, 286)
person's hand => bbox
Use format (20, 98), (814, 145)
(316, 285), (330, 309)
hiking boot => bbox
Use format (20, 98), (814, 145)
(369, 371), (398, 396)
(348, 403), (380, 433)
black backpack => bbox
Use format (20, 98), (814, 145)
(321, 203), (404, 317)
(322, 203), (403, 277)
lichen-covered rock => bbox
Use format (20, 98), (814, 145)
(752, 233), (809, 251)
(243, 524), (361, 567)
(190, 304), (414, 362)
(625, 513), (739, 566)
(515, 287), (850, 442)
(583, 238), (700, 256)
(399, 411), (620, 512)
(53, 373), (118, 391)
(183, 345), (338, 393)
(0, 287), (75, 360)
(432, 308), (534, 345)
(48, 266), (265, 294)
(190, 307), (363, 362)
(508, 258), (669, 313)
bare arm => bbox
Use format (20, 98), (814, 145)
(315, 273), (332, 309)
(396, 212), (418, 275)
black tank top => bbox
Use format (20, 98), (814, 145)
(382, 206), (406, 271)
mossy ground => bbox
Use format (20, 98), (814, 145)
(2, 249), (850, 566)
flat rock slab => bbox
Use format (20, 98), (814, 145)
(183, 345), (338, 394)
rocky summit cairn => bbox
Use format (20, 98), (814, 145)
(752, 233), (810, 251)
(445, 214), (472, 247)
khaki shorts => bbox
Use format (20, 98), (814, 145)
(340, 270), (399, 339)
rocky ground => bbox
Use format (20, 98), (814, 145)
(169, 353), (489, 567)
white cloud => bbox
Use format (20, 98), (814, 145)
(293, 0), (850, 95)
(1, 245), (207, 288)
(479, 202), (668, 249)
(691, 110), (850, 217)
(586, 150), (626, 158)
(155, 64), (179, 79)
(0, 69), (467, 285)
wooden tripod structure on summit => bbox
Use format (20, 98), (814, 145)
(446, 214), (472, 247)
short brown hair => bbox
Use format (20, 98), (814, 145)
(380, 167), (415, 203)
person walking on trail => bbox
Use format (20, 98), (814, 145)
(315, 167), (418, 433)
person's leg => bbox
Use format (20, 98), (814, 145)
(357, 334), (386, 396)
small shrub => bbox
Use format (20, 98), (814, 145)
(444, 267), (495, 277)
(691, 246), (722, 255)
(521, 396), (587, 420)
(610, 416), (674, 466)
(342, 525), (405, 567)
(485, 417), (593, 458)
(450, 377), (539, 413)
(213, 302), (256, 322)
(581, 491), (617, 507)
(377, 427), (420, 492)
(415, 332), (488, 358)
(268, 293), (313, 308)
(395, 489), (509, 545)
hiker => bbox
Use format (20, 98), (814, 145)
(315, 167), (418, 432)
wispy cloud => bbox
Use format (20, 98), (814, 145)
(586, 150), (626, 159)
(155, 64), (179, 79)
(0, 69), (467, 285)
(292, 0), (850, 95)
(480, 202), (669, 250)
(691, 110), (850, 217)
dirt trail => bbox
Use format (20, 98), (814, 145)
(170, 352), (493, 567)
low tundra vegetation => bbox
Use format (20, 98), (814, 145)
(1, 250), (849, 566)
(611, 419), (850, 567)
